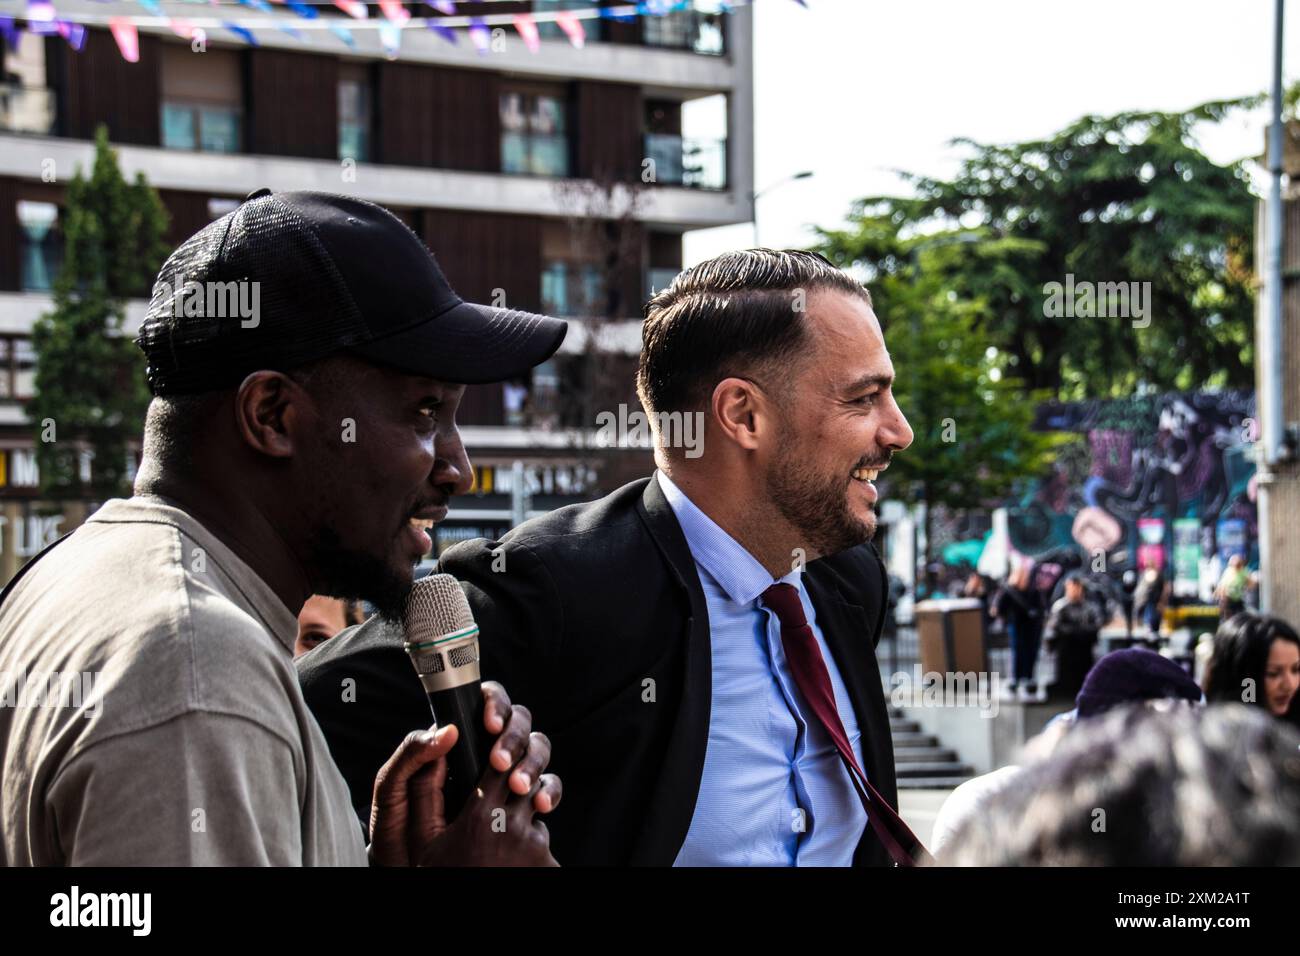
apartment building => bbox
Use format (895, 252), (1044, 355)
(0, 1), (755, 578)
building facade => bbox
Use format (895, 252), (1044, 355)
(0, 0), (755, 581)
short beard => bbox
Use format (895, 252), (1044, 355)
(307, 524), (413, 623)
(765, 436), (876, 560)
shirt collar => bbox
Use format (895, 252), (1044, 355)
(88, 496), (301, 655)
(656, 471), (800, 606)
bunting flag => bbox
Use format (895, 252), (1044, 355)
(512, 12), (538, 53)
(599, 6), (636, 23)
(377, 19), (402, 56)
(0, 16), (20, 52)
(378, 0), (410, 26)
(426, 21), (457, 44)
(108, 16), (138, 61)
(333, 0), (368, 19)
(223, 21), (257, 44)
(467, 15), (489, 54)
(26, 0), (55, 23)
(328, 21), (356, 47)
(166, 17), (198, 39)
(555, 10), (584, 48)
(57, 19), (87, 50)
(11, 0), (774, 62)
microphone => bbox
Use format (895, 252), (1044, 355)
(402, 573), (491, 820)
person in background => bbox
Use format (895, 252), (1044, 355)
(1132, 555), (1168, 639)
(1043, 573), (1102, 702)
(1204, 612), (1300, 728)
(993, 562), (1046, 700)
(942, 704), (1300, 866)
(1214, 553), (1250, 620)
(930, 646), (1203, 860)
(960, 572), (993, 639)
(295, 596), (365, 658)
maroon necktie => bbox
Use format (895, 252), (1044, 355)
(761, 582), (933, 866)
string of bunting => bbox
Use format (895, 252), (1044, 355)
(0, 0), (797, 62)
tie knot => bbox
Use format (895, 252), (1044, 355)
(760, 582), (807, 630)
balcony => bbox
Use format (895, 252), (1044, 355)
(641, 7), (727, 55)
(645, 133), (727, 190)
(0, 84), (56, 136)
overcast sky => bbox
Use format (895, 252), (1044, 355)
(683, 0), (1299, 265)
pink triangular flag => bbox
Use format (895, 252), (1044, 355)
(555, 10), (585, 48)
(512, 13), (540, 53)
(378, 0), (410, 25)
(334, 0), (368, 19)
(109, 17), (139, 62)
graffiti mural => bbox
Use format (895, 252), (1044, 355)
(1008, 391), (1257, 597)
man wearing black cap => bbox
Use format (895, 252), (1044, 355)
(0, 190), (567, 866)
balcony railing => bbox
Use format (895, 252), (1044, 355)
(645, 133), (727, 190)
(641, 8), (726, 55)
(0, 84), (56, 136)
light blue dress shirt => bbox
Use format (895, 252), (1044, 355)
(659, 472), (870, 866)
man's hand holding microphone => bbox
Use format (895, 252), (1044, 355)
(365, 574), (561, 866)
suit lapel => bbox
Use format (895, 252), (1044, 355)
(629, 474), (713, 866)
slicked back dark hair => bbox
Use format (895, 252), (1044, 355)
(637, 249), (872, 417)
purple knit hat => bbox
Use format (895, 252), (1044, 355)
(1075, 647), (1203, 719)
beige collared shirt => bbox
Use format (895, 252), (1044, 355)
(0, 496), (368, 866)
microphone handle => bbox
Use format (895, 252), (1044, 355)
(426, 681), (490, 820)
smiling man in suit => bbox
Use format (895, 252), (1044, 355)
(299, 248), (922, 865)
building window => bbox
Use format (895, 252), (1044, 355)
(17, 201), (61, 292)
(160, 45), (242, 154)
(647, 267), (679, 299)
(642, 1), (725, 55)
(338, 65), (371, 161)
(541, 261), (601, 317)
(501, 89), (569, 177)
(1, 32), (56, 135)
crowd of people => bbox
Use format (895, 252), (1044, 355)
(932, 609), (1300, 864)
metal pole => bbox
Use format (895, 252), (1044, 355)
(1260, 0), (1286, 612)
(1265, 0), (1285, 470)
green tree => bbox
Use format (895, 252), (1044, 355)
(824, 97), (1259, 400)
(815, 219), (1067, 582)
(29, 126), (169, 500)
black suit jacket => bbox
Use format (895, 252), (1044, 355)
(298, 475), (899, 866)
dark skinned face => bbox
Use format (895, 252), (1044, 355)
(292, 357), (472, 620)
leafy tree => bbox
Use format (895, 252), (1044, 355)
(822, 97), (1259, 400)
(30, 126), (169, 500)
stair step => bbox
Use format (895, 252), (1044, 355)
(888, 718), (922, 733)
(897, 761), (974, 776)
(890, 732), (939, 747)
(898, 776), (974, 789)
(894, 748), (958, 763)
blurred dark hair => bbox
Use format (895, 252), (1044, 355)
(1203, 612), (1300, 710)
(943, 704), (1300, 866)
(636, 249), (871, 419)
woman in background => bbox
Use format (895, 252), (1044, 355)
(1204, 612), (1300, 727)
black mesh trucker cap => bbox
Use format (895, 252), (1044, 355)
(136, 189), (568, 395)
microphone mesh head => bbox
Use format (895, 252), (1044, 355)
(404, 573), (475, 645)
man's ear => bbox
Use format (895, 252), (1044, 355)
(233, 371), (310, 459)
(711, 376), (771, 452)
